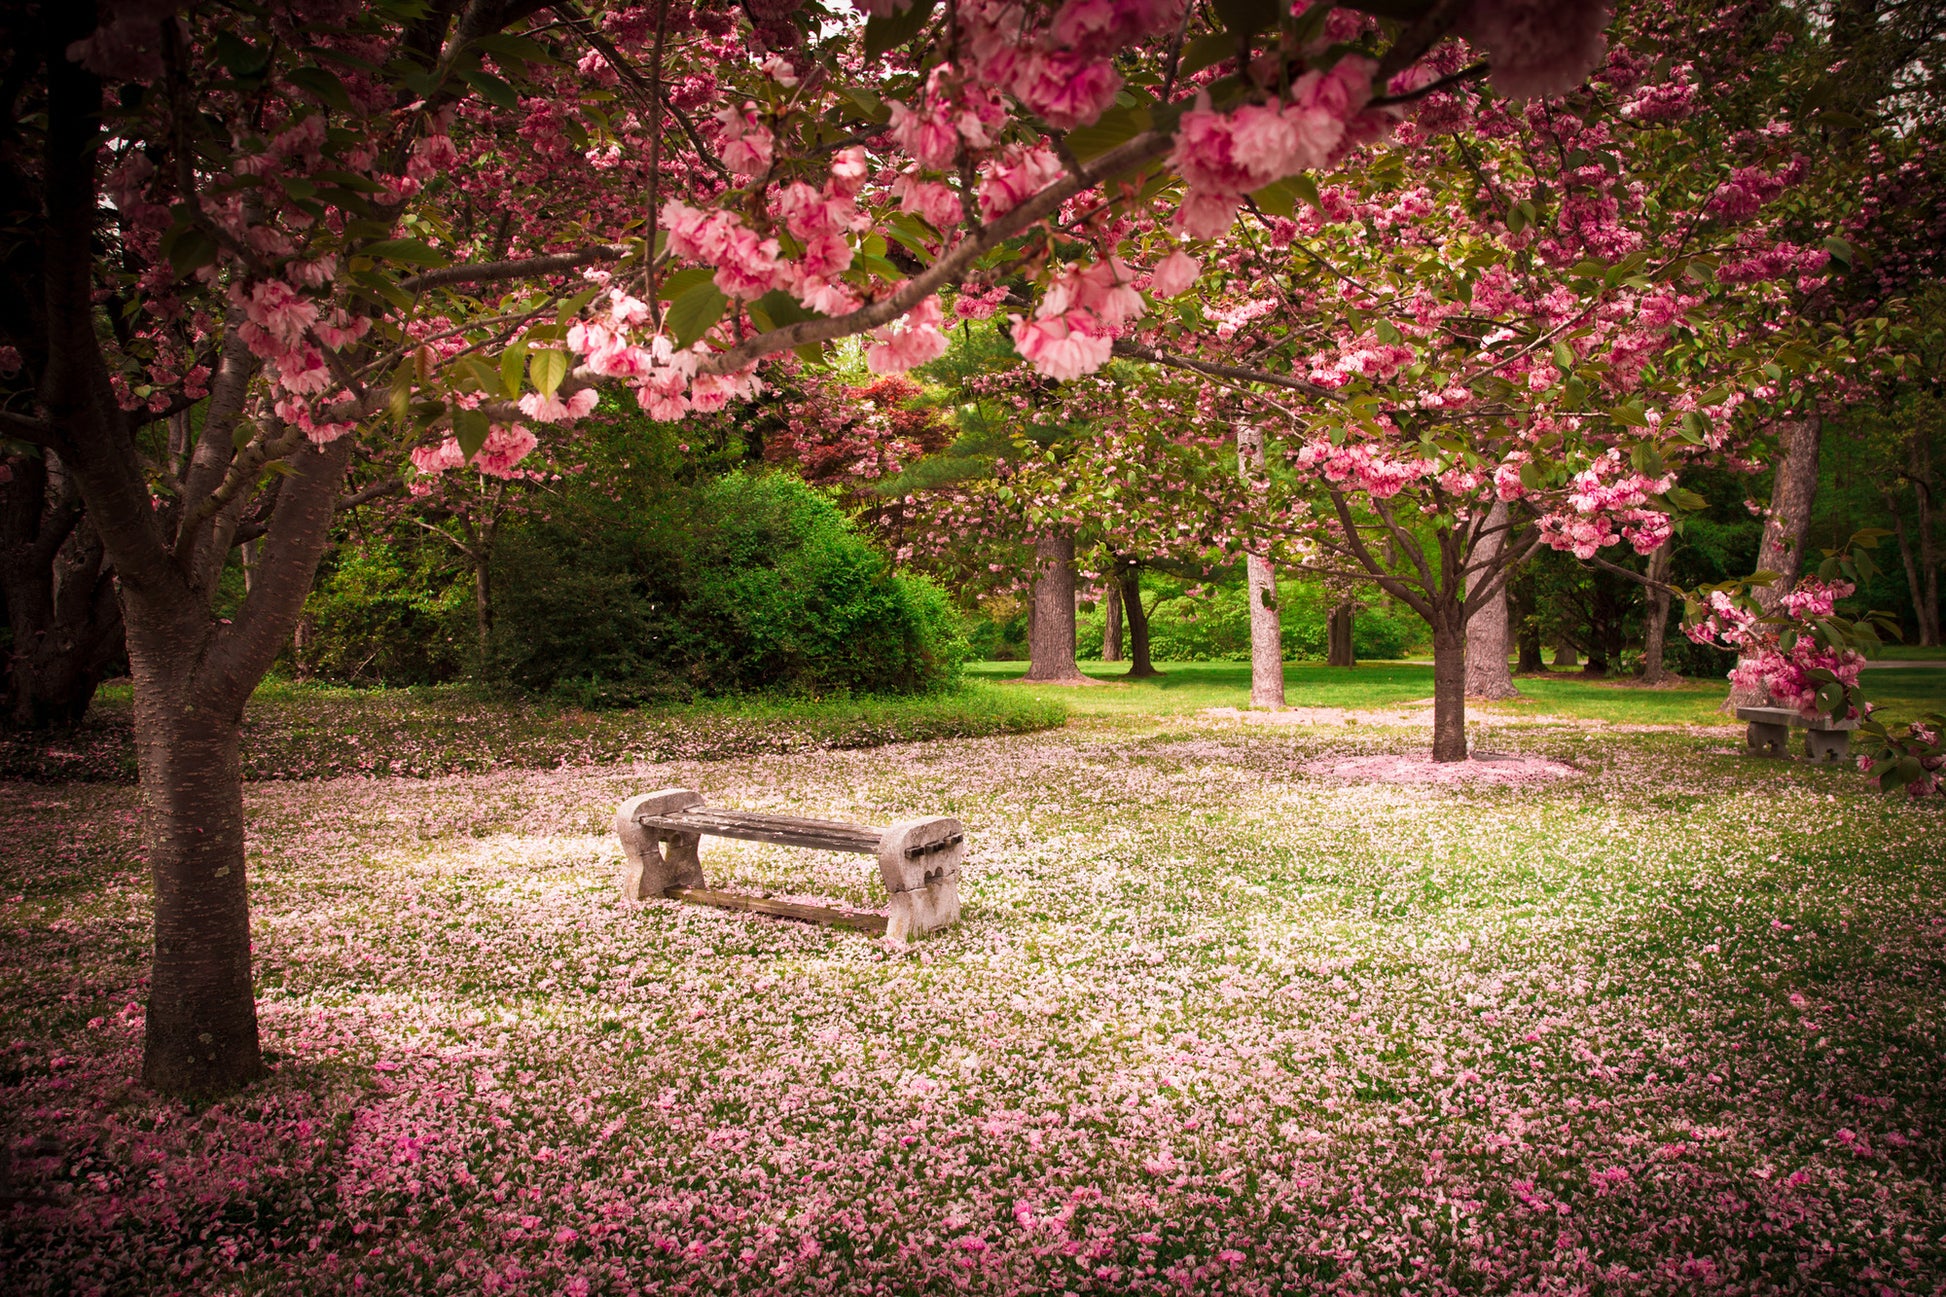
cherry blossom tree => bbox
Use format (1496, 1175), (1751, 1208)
(1, 0), (1626, 1097)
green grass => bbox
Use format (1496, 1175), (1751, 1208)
(0, 678), (1066, 782)
(1867, 642), (1946, 661)
(969, 658), (1946, 726)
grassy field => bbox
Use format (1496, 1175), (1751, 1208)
(0, 678), (1066, 782)
(2, 671), (1942, 1293)
(969, 658), (1946, 726)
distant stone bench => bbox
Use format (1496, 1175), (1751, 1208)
(1736, 706), (1859, 762)
(613, 787), (964, 941)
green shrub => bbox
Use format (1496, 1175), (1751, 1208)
(488, 470), (966, 701)
(301, 545), (469, 684)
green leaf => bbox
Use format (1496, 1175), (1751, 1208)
(1250, 177), (1303, 219)
(286, 67), (352, 111)
(212, 33), (272, 79)
(747, 289), (820, 334)
(389, 366), (414, 425)
(864, 0), (939, 60)
(1177, 33), (1236, 78)
(529, 348), (567, 397)
(1066, 106), (1145, 162)
(461, 69), (520, 111)
(1552, 340), (1576, 370)
(1822, 235), (1854, 267)
(665, 279), (727, 350)
(1213, 0), (1280, 36)
(161, 223), (219, 279)
(1667, 487), (1708, 511)
(1609, 402), (1649, 427)
(500, 338), (530, 396)
(1375, 319), (1403, 345)
(657, 266), (717, 300)
(362, 238), (451, 267)
(556, 284), (602, 325)
(453, 407), (490, 461)
(1519, 461), (1548, 491)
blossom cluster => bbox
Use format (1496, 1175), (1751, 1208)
(1684, 579), (1868, 719)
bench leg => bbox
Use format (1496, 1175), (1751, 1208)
(886, 875), (960, 943)
(615, 788), (706, 900)
(1745, 721), (1789, 759)
(1805, 729), (1850, 763)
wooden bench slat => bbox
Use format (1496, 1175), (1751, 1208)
(636, 811), (882, 854)
(663, 885), (889, 936)
(691, 809), (889, 835)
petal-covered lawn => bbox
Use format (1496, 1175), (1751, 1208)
(2, 713), (1942, 1295)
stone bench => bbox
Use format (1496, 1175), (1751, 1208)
(1736, 706), (1859, 762)
(613, 787), (964, 941)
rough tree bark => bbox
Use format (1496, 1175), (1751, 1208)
(1728, 416), (1824, 708)
(1, 450), (125, 728)
(1236, 425), (1284, 708)
(1430, 613), (1468, 762)
(1327, 596), (1355, 667)
(1021, 530), (1092, 683)
(1464, 501), (1520, 700)
(1119, 565), (1159, 679)
(1639, 540), (1676, 684)
(1101, 579), (1122, 662)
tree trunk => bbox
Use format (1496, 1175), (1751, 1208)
(1120, 566), (1159, 679)
(1430, 615), (1468, 762)
(1552, 639), (1577, 667)
(473, 548), (492, 668)
(1236, 425), (1284, 707)
(1328, 596), (1355, 667)
(1, 452), (125, 728)
(1728, 415), (1823, 708)
(1464, 501), (1520, 700)
(1022, 530), (1091, 683)
(1640, 541), (1675, 684)
(1102, 579), (1122, 662)
(1913, 435), (1939, 646)
(134, 681), (264, 1097)
(1245, 555), (1284, 707)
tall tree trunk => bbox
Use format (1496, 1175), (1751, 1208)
(473, 549), (492, 668)
(1464, 501), (1520, 700)
(1327, 596), (1355, 667)
(1430, 612), (1468, 762)
(1235, 425), (1284, 708)
(134, 679), (262, 1096)
(1728, 416), (1824, 708)
(1102, 579), (1122, 662)
(1552, 639), (1577, 667)
(1120, 566), (1158, 679)
(1022, 530), (1091, 683)
(1913, 435), (1939, 646)
(1, 452), (125, 728)
(1640, 540), (1675, 684)
(1245, 554), (1284, 706)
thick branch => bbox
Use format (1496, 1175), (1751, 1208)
(1111, 340), (1341, 401)
(398, 243), (631, 292)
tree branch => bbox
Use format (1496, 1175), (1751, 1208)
(398, 243), (632, 292)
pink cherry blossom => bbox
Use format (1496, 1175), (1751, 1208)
(865, 294), (951, 374)
(1011, 310), (1113, 381)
